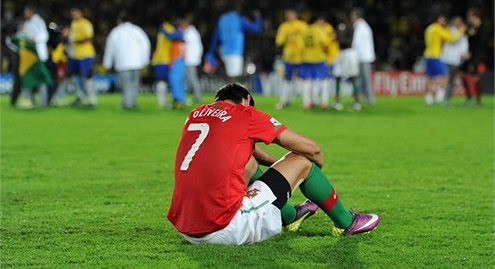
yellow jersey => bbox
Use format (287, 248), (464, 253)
(69, 18), (95, 59)
(323, 23), (339, 64)
(302, 24), (328, 63)
(424, 22), (464, 58)
(152, 22), (175, 65)
(275, 19), (308, 64)
(51, 43), (67, 64)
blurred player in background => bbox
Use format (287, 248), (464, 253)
(275, 9), (307, 109)
(161, 18), (187, 108)
(183, 17), (203, 104)
(152, 18), (175, 109)
(204, 3), (262, 79)
(103, 12), (150, 109)
(320, 18), (339, 109)
(461, 8), (488, 107)
(351, 8), (376, 106)
(423, 13), (465, 106)
(67, 7), (97, 107)
(50, 26), (72, 106)
(441, 16), (469, 105)
(332, 18), (361, 111)
(167, 83), (380, 245)
(300, 15), (328, 110)
(19, 5), (50, 107)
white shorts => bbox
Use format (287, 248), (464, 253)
(333, 48), (360, 78)
(183, 180), (282, 245)
(221, 55), (244, 77)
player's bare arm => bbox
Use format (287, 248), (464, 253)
(253, 145), (278, 166)
(273, 129), (324, 168)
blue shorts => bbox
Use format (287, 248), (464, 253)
(283, 62), (301, 80)
(299, 62), (327, 80)
(425, 58), (447, 78)
(154, 64), (170, 80)
(326, 64), (335, 78)
(67, 58), (94, 78)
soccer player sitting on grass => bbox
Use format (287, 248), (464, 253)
(167, 83), (380, 245)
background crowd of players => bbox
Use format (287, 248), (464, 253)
(5, 3), (489, 110)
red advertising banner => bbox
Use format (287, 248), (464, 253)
(372, 71), (465, 96)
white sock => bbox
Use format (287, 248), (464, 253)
(83, 78), (97, 105)
(156, 81), (168, 107)
(280, 80), (291, 105)
(435, 88), (445, 103)
(302, 80), (312, 108)
(311, 80), (321, 106)
(321, 79), (329, 107)
(425, 92), (434, 106)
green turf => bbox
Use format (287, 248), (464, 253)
(1, 94), (494, 268)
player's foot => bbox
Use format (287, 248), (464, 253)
(351, 102), (362, 111)
(320, 103), (329, 110)
(462, 99), (473, 107)
(173, 102), (186, 109)
(17, 99), (34, 109)
(331, 210), (380, 237)
(51, 98), (69, 107)
(275, 102), (289, 110)
(285, 200), (318, 232)
(331, 102), (343, 111)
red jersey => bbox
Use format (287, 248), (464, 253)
(167, 101), (287, 234)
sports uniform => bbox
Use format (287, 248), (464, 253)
(300, 23), (328, 109)
(168, 100), (287, 244)
(424, 22), (464, 78)
(68, 16), (97, 106)
(152, 22), (175, 108)
(275, 18), (307, 108)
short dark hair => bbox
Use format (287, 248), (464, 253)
(467, 7), (481, 18)
(351, 8), (364, 18)
(215, 83), (255, 106)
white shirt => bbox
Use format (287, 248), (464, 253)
(352, 18), (375, 63)
(21, 14), (49, 61)
(103, 22), (150, 72)
(441, 26), (469, 66)
(184, 25), (203, 66)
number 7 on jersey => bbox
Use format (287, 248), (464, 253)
(180, 123), (210, 171)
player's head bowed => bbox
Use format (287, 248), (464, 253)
(215, 83), (255, 107)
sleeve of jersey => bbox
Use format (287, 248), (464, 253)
(247, 109), (287, 145)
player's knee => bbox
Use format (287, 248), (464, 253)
(284, 152), (313, 171)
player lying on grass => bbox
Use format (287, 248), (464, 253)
(167, 83), (380, 245)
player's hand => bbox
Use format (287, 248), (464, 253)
(463, 52), (471, 60)
(253, 9), (261, 18)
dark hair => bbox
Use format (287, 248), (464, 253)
(467, 7), (481, 18)
(351, 8), (364, 19)
(117, 11), (129, 24)
(215, 83), (255, 106)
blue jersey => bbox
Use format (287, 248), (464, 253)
(209, 11), (261, 56)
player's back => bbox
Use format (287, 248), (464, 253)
(70, 18), (95, 59)
(152, 22), (174, 65)
(276, 20), (308, 63)
(169, 102), (257, 234)
(302, 24), (327, 63)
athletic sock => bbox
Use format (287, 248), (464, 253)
(424, 92), (434, 106)
(351, 79), (360, 102)
(156, 81), (167, 107)
(248, 165), (264, 186)
(281, 203), (297, 225)
(335, 78), (341, 102)
(302, 80), (312, 108)
(435, 88), (445, 103)
(299, 163), (353, 229)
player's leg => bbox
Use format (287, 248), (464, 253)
(169, 58), (187, 107)
(349, 77), (362, 111)
(81, 58), (96, 106)
(270, 152), (379, 235)
(472, 74), (482, 106)
(444, 64), (457, 104)
(187, 65), (202, 103)
(277, 62), (293, 109)
(155, 65), (169, 108)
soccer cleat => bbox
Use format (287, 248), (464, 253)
(285, 200), (319, 232)
(16, 98), (34, 109)
(331, 210), (380, 237)
(331, 102), (343, 111)
(351, 102), (362, 111)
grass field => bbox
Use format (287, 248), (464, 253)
(1, 94), (494, 268)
